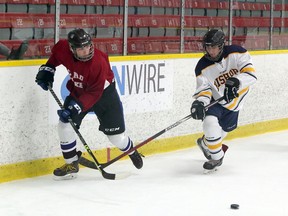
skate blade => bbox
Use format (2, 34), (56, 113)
(203, 167), (219, 174)
(53, 173), (78, 181)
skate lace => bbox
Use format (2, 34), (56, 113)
(59, 163), (77, 172)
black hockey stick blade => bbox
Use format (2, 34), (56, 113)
(85, 149), (116, 180)
(79, 96), (225, 170)
(79, 156), (99, 170)
(102, 171), (115, 180)
(48, 86), (116, 180)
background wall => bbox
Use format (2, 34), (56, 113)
(0, 51), (288, 182)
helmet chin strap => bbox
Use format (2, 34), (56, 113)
(204, 44), (224, 62)
(205, 50), (223, 62)
(70, 44), (94, 62)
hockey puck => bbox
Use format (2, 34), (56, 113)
(230, 204), (239, 209)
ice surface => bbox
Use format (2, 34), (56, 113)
(0, 130), (288, 216)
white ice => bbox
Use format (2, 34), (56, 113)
(0, 130), (288, 216)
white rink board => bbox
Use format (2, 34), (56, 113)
(0, 53), (287, 165)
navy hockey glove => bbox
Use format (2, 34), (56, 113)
(224, 77), (240, 102)
(57, 100), (82, 123)
(191, 100), (205, 120)
(35, 64), (55, 91)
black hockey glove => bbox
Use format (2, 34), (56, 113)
(57, 99), (82, 123)
(224, 77), (240, 102)
(35, 64), (55, 91)
(191, 100), (205, 120)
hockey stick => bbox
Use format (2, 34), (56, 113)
(79, 96), (224, 170)
(48, 86), (116, 180)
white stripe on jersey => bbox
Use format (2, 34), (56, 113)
(193, 45), (257, 111)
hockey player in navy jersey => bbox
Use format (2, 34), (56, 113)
(35, 28), (143, 180)
(190, 29), (257, 173)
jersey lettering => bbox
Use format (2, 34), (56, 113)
(74, 82), (83, 88)
(68, 70), (84, 89)
(214, 69), (238, 90)
(73, 72), (84, 81)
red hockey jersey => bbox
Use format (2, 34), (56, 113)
(47, 40), (114, 112)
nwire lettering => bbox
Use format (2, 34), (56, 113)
(112, 63), (165, 95)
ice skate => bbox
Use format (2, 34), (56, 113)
(53, 151), (82, 180)
(7, 40), (29, 60)
(129, 150), (143, 169)
(196, 136), (211, 160)
(203, 144), (228, 174)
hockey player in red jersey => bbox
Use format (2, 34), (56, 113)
(190, 29), (257, 173)
(35, 28), (143, 179)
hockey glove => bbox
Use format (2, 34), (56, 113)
(224, 77), (240, 102)
(35, 64), (56, 91)
(191, 100), (205, 120)
(57, 100), (82, 123)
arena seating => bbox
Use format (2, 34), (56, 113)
(0, 0), (287, 58)
(0, 13), (12, 40)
